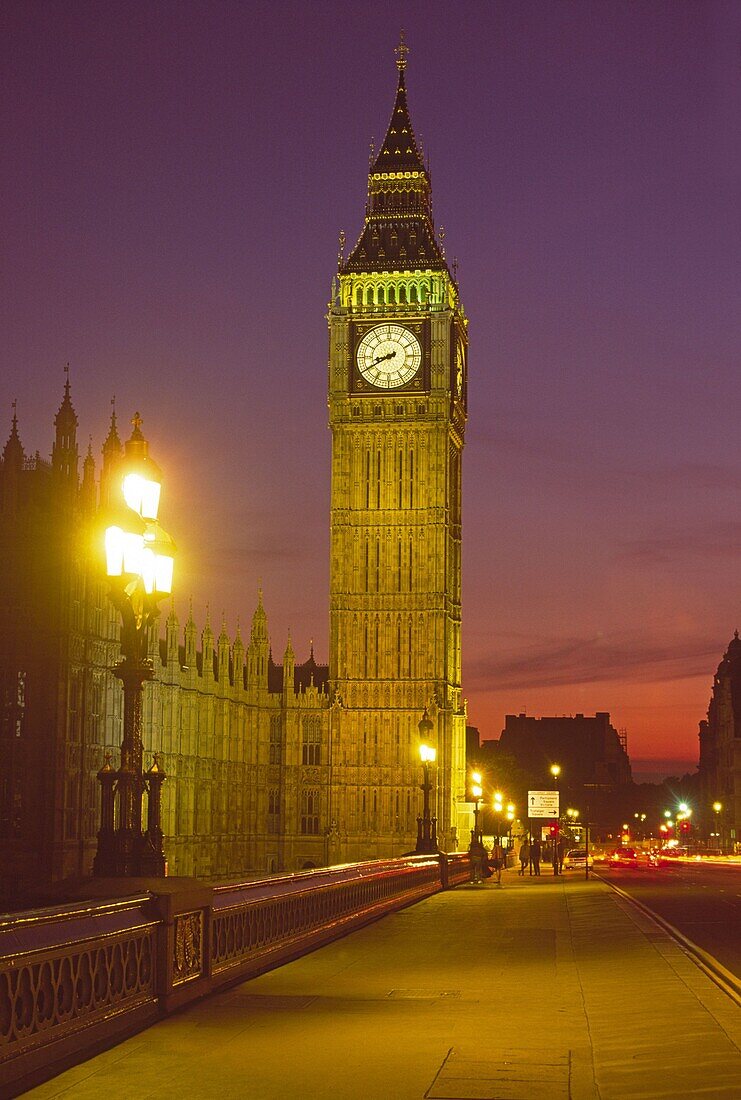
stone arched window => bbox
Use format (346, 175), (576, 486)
(300, 789), (320, 835)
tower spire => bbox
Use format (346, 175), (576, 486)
(343, 36), (446, 274)
(395, 29), (409, 72)
(370, 34), (425, 176)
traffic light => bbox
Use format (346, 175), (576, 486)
(549, 823), (559, 838)
(680, 819), (691, 833)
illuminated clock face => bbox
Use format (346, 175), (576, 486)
(356, 324), (422, 389)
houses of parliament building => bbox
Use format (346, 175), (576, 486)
(0, 42), (468, 903)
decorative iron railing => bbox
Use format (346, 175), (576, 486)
(211, 855), (442, 983)
(0, 852), (469, 1097)
(0, 894), (158, 1098)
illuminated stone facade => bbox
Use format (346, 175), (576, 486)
(327, 42), (467, 859)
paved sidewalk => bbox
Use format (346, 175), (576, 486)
(27, 870), (741, 1099)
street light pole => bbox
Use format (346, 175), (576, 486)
(550, 764), (561, 875)
(415, 709), (438, 854)
(712, 801), (723, 852)
(471, 772), (483, 846)
(468, 770), (485, 883)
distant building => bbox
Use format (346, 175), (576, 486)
(697, 632), (741, 850)
(498, 712), (632, 791)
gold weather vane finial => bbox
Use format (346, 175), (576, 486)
(395, 30), (409, 72)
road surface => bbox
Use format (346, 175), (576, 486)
(596, 859), (741, 978)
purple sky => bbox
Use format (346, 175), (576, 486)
(2, 1), (740, 772)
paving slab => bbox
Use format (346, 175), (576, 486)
(24, 872), (741, 1099)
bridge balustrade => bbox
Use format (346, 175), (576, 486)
(0, 852), (469, 1097)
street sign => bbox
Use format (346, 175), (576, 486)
(528, 790), (559, 818)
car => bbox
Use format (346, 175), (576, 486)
(607, 847), (639, 866)
(563, 848), (593, 869)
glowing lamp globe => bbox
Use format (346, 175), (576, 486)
(141, 522), (176, 595)
(419, 743), (436, 764)
(123, 471), (162, 521)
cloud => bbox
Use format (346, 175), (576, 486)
(467, 632), (720, 692)
(618, 522), (741, 565)
(200, 540), (306, 574)
(473, 428), (741, 494)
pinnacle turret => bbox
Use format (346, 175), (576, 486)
(102, 397), (122, 458)
(52, 365), (79, 483)
(251, 586), (268, 644)
(166, 597), (179, 665)
(81, 438), (97, 511)
(100, 397), (124, 508)
(2, 402), (24, 468)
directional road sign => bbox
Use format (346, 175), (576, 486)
(528, 790), (560, 818)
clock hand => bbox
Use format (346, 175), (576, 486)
(370, 350), (397, 367)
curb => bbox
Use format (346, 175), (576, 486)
(596, 874), (741, 1007)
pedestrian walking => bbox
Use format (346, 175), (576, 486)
(518, 839), (530, 876)
(530, 837), (541, 876)
(554, 837), (566, 875)
(470, 841), (487, 884)
(491, 840), (505, 885)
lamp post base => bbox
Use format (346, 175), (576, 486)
(415, 814), (439, 854)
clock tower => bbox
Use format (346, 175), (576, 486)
(327, 38), (468, 859)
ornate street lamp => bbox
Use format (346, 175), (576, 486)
(712, 801), (723, 852)
(505, 803), (515, 863)
(94, 413), (175, 878)
(415, 709), (438, 854)
(549, 764), (561, 873)
(492, 791), (503, 852)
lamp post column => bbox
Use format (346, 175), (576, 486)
(550, 764), (561, 875)
(114, 656), (153, 874)
(415, 710), (438, 855)
(712, 802), (723, 853)
(422, 758), (431, 848)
